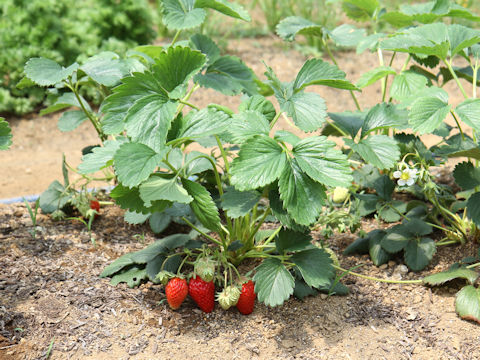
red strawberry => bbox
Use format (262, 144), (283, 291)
(236, 280), (255, 315)
(90, 200), (100, 218)
(165, 277), (188, 310)
(188, 276), (215, 313)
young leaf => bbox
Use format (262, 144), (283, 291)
(0, 117), (12, 150)
(230, 136), (287, 191)
(345, 135), (400, 169)
(467, 192), (480, 226)
(291, 248), (334, 288)
(356, 66), (396, 89)
(453, 162), (480, 190)
(275, 229), (313, 254)
(292, 136), (353, 187)
(455, 99), (480, 133)
(275, 16), (323, 42)
(139, 175), (193, 206)
(424, 268), (479, 286)
(178, 107), (231, 139)
(57, 110), (87, 132)
(455, 285), (480, 324)
(342, 0), (379, 21)
(220, 187), (261, 218)
(253, 258), (295, 307)
(24, 58), (78, 86)
(194, 0), (250, 21)
(404, 238), (436, 272)
(361, 103), (407, 137)
(293, 59), (358, 91)
(278, 159), (326, 226)
(181, 179), (221, 231)
(113, 143), (163, 187)
(162, 0), (207, 30)
(274, 130), (301, 146)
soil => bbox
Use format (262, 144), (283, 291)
(1, 37), (479, 360)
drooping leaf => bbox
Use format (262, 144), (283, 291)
(230, 136), (287, 191)
(275, 229), (313, 254)
(220, 187), (261, 218)
(182, 179), (221, 231)
(356, 66), (396, 89)
(278, 159), (326, 226)
(453, 162), (480, 190)
(194, 0), (250, 21)
(100, 253), (136, 278)
(275, 16), (323, 42)
(140, 175), (193, 206)
(293, 58), (358, 91)
(292, 136), (352, 187)
(162, 0), (206, 30)
(423, 268), (479, 286)
(253, 258), (295, 307)
(455, 285), (480, 324)
(0, 118), (12, 150)
(114, 143), (163, 188)
(291, 248), (334, 289)
(24, 58), (78, 86)
(361, 103), (408, 137)
(404, 238), (436, 272)
(345, 135), (400, 169)
(409, 96), (451, 134)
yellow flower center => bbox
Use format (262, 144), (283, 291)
(400, 172), (410, 180)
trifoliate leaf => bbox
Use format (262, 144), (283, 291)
(278, 159), (326, 226)
(404, 237), (436, 271)
(275, 16), (323, 42)
(291, 248), (334, 289)
(292, 136), (353, 187)
(253, 258), (295, 307)
(230, 136), (287, 191)
(24, 58), (78, 86)
(455, 285), (480, 324)
(345, 135), (400, 169)
(220, 187), (261, 218)
(114, 143), (163, 187)
(424, 268), (479, 286)
(356, 66), (395, 89)
(0, 117), (12, 150)
(181, 179), (221, 231)
(162, 0), (206, 30)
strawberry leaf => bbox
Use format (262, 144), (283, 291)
(0, 117), (12, 150)
(253, 258), (295, 307)
(455, 285), (480, 324)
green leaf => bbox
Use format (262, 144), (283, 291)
(328, 111), (365, 138)
(373, 175), (394, 201)
(39, 180), (72, 213)
(342, 0), (379, 21)
(404, 238), (436, 272)
(424, 268), (479, 286)
(225, 110), (270, 143)
(275, 229), (313, 254)
(345, 135), (400, 169)
(467, 192), (480, 226)
(357, 33), (386, 54)
(194, 0), (250, 21)
(78, 139), (124, 174)
(291, 248), (334, 289)
(253, 258), (295, 307)
(293, 278), (317, 300)
(278, 159), (326, 226)
(390, 70), (428, 101)
(57, 110), (87, 132)
(361, 103), (407, 137)
(343, 235), (370, 255)
(124, 211), (150, 225)
(184, 151), (214, 176)
(16, 76), (35, 89)
(447, 24), (480, 57)
(293, 59), (358, 91)
(153, 46), (206, 98)
(292, 136), (352, 187)
(455, 99), (480, 133)
(377, 200), (407, 223)
(181, 179), (221, 231)
(80, 53), (131, 87)
(275, 16), (323, 42)
(328, 24), (366, 47)
(453, 162), (480, 190)
(179, 107), (231, 139)
(114, 143), (163, 188)
(110, 267), (148, 288)
(269, 188), (309, 232)
(369, 231), (391, 266)
(403, 218), (433, 236)
(111, 184), (170, 214)
(100, 253), (136, 278)
(355, 193), (379, 216)
(230, 136), (287, 191)
(381, 224), (410, 254)
(140, 175), (193, 206)
(455, 285), (480, 324)
(221, 187), (261, 218)
(274, 130), (301, 146)
(40, 93), (89, 116)
(356, 66), (395, 89)
(0, 118), (12, 150)
(189, 34), (221, 65)
(149, 212), (172, 233)
(409, 96), (451, 134)
(134, 234), (191, 263)
(435, 134), (480, 160)
(24, 58), (78, 86)
(238, 95), (276, 122)
(162, 0), (206, 30)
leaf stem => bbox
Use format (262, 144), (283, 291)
(445, 59), (468, 99)
(332, 264), (423, 284)
(171, 30), (182, 45)
(215, 135), (230, 181)
(269, 110), (283, 129)
(181, 216), (223, 247)
(450, 110), (465, 141)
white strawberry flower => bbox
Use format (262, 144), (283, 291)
(393, 167), (418, 187)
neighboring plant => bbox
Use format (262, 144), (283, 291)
(0, 0), (157, 115)
(0, 117), (12, 150)
(23, 198), (40, 240)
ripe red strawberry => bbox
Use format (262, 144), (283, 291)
(165, 277), (188, 310)
(188, 276), (215, 313)
(90, 200), (100, 218)
(236, 280), (255, 315)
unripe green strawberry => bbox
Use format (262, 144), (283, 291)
(216, 285), (241, 310)
(194, 257), (215, 282)
(236, 280), (255, 315)
(165, 277), (188, 310)
(155, 270), (175, 286)
(332, 187), (350, 203)
(189, 275), (215, 313)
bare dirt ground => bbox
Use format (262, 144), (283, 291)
(1, 37), (479, 360)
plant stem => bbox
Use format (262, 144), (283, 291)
(179, 100), (199, 110)
(171, 30), (182, 45)
(269, 110), (283, 129)
(215, 135), (230, 182)
(400, 54), (411, 72)
(181, 216), (223, 246)
(473, 59), (478, 99)
(332, 265), (423, 284)
(445, 59), (468, 99)
(466, 262), (480, 269)
(450, 110), (465, 141)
